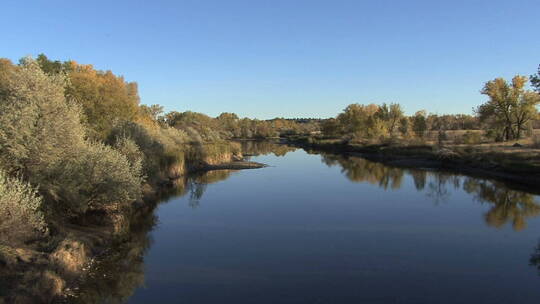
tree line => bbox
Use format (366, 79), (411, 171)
(319, 67), (540, 144)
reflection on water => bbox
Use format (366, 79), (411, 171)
(463, 179), (540, 231)
(239, 140), (297, 157)
(69, 212), (155, 304)
(321, 153), (540, 231)
(188, 170), (237, 208)
(321, 154), (405, 190)
(69, 144), (540, 303)
(531, 242), (540, 274)
(69, 170), (238, 303)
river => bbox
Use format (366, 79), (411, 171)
(72, 142), (540, 304)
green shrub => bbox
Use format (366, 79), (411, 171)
(109, 121), (165, 176)
(47, 142), (143, 216)
(0, 170), (47, 244)
(109, 121), (190, 179)
(412, 111), (427, 138)
(113, 136), (145, 180)
(0, 57), (86, 178)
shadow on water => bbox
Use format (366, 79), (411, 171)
(65, 144), (540, 303)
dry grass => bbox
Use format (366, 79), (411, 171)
(418, 129), (540, 150)
(533, 135), (540, 149)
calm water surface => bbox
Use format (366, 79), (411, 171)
(78, 143), (540, 304)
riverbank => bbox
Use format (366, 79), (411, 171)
(285, 136), (540, 190)
(0, 147), (267, 303)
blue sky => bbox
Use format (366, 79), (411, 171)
(2, 0), (539, 119)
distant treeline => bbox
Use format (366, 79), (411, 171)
(319, 68), (540, 144)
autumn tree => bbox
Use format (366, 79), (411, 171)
(63, 62), (140, 140)
(216, 112), (240, 137)
(336, 103), (388, 139)
(140, 104), (164, 122)
(477, 76), (540, 140)
(376, 103), (404, 134)
(0, 58), (16, 100)
(33, 55), (141, 140)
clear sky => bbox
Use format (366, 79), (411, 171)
(2, 0), (539, 119)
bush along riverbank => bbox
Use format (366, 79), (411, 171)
(285, 136), (540, 190)
(0, 58), (266, 303)
(0, 140), (264, 303)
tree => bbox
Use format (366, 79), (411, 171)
(217, 112), (239, 121)
(398, 117), (410, 137)
(49, 141), (143, 216)
(216, 112), (240, 136)
(36, 53), (66, 75)
(140, 104), (164, 122)
(376, 103), (404, 134)
(62, 61), (140, 140)
(412, 110), (427, 138)
(0, 58), (16, 100)
(531, 64), (540, 93)
(477, 76), (540, 140)
(336, 103), (387, 139)
(0, 57), (86, 178)
(337, 104), (367, 134)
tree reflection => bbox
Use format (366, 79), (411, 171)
(240, 141), (296, 157)
(463, 179), (540, 231)
(530, 240), (540, 274)
(409, 169), (427, 191)
(321, 154), (404, 190)
(425, 172), (460, 204)
(187, 170), (236, 208)
(321, 153), (540, 231)
(65, 169), (238, 303)
(69, 209), (157, 303)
